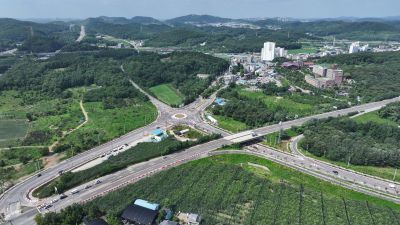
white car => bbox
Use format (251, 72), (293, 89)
(70, 189), (80, 194)
(51, 199), (59, 204)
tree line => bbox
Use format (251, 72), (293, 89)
(301, 117), (400, 167)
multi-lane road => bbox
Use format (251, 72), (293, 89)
(1, 81), (400, 224)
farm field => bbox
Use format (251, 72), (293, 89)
(0, 119), (28, 140)
(238, 89), (330, 116)
(54, 101), (157, 157)
(83, 154), (400, 225)
(149, 83), (184, 106)
(287, 46), (318, 54)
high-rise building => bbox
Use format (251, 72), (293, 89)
(349, 42), (360, 53)
(261, 42), (276, 61)
(275, 47), (287, 58)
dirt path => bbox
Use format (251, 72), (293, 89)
(0, 146), (47, 150)
(48, 100), (89, 152)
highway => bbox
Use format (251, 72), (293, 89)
(1, 80), (400, 224)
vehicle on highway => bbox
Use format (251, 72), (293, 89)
(101, 153), (106, 157)
(37, 173), (42, 177)
(332, 170), (339, 175)
(251, 132), (258, 137)
(59, 194), (68, 200)
(44, 204), (52, 209)
(85, 184), (92, 189)
(58, 170), (64, 175)
(51, 198), (59, 204)
(95, 180), (102, 184)
(70, 189), (80, 194)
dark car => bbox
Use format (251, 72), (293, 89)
(37, 173), (42, 177)
(332, 170), (339, 175)
(59, 194), (68, 200)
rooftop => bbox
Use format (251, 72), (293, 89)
(121, 205), (158, 225)
(134, 199), (160, 211)
(151, 129), (164, 136)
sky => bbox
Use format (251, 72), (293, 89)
(0, 0), (399, 20)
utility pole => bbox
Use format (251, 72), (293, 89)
(277, 121), (283, 144)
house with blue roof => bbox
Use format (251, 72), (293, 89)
(214, 97), (226, 106)
(134, 199), (160, 211)
(150, 128), (168, 142)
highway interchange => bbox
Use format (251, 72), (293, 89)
(1, 76), (400, 224)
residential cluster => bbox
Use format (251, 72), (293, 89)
(83, 198), (202, 225)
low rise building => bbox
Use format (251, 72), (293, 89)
(121, 205), (158, 225)
(305, 64), (344, 89)
(177, 212), (201, 225)
(150, 129), (168, 142)
(134, 199), (160, 211)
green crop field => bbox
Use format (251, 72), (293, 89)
(287, 46), (318, 54)
(0, 119), (28, 140)
(238, 89), (314, 115)
(83, 154), (400, 225)
(149, 84), (184, 106)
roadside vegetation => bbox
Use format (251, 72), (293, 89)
(211, 83), (347, 132)
(34, 134), (221, 198)
(35, 154), (400, 225)
(296, 103), (400, 182)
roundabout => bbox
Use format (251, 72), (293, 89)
(172, 113), (187, 120)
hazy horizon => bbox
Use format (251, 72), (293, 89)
(0, 0), (399, 20)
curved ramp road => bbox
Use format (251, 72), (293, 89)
(1, 89), (400, 224)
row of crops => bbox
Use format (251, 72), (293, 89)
(85, 156), (400, 225)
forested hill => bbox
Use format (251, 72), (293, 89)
(301, 117), (400, 167)
(0, 49), (141, 98)
(124, 51), (229, 104)
(317, 51), (400, 102)
(256, 19), (400, 41)
(165, 14), (233, 25)
(0, 18), (79, 52)
(83, 18), (170, 40)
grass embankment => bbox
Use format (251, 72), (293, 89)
(354, 111), (399, 126)
(82, 154), (400, 225)
(212, 114), (247, 133)
(149, 83), (184, 106)
(262, 128), (300, 152)
(171, 125), (204, 139)
(34, 134), (221, 198)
